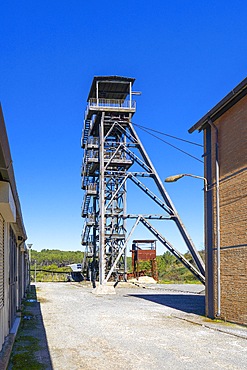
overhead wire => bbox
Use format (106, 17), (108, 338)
(132, 122), (204, 164)
(132, 122), (203, 147)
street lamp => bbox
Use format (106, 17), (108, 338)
(165, 173), (208, 191)
(27, 243), (33, 261)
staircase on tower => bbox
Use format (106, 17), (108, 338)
(80, 76), (205, 287)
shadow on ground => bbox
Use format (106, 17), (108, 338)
(129, 294), (205, 315)
(8, 284), (53, 370)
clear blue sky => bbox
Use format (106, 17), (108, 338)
(1, 1), (246, 254)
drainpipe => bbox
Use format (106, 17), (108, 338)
(208, 118), (221, 317)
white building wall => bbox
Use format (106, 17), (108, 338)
(0, 107), (28, 353)
(0, 213), (5, 351)
(0, 216), (10, 352)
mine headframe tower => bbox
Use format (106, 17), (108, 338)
(81, 76), (205, 287)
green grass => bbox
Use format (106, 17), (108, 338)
(8, 288), (46, 370)
(10, 353), (46, 370)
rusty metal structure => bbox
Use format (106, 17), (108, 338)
(81, 76), (205, 287)
(131, 240), (158, 280)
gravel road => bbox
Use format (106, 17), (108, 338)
(36, 282), (247, 370)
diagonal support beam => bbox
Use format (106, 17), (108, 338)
(140, 217), (205, 284)
(128, 122), (205, 276)
(129, 175), (173, 215)
(123, 146), (153, 173)
(104, 216), (141, 283)
(105, 174), (129, 210)
(104, 143), (123, 170)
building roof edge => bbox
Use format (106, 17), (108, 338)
(189, 77), (247, 133)
(0, 105), (27, 240)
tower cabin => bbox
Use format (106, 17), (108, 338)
(81, 76), (136, 150)
(85, 75), (136, 119)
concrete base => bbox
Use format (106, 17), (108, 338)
(92, 285), (116, 295)
(129, 276), (157, 284)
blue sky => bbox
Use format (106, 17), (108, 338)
(1, 1), (246, 254)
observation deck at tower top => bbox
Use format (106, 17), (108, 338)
(85, 76), (137, 119)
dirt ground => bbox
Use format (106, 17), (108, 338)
(8, 282), (247, 369)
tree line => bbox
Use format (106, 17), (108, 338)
(30, 249), (84, 267)
(29, 249), (205, 284)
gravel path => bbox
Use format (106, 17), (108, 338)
(36, 282), (247, 370)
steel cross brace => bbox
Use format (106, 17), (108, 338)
(104, 216), (141, 283)
(139, 217), (205, 284)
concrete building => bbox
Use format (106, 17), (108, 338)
(189, 78), (247, 325)
(0, 105), (29, 352)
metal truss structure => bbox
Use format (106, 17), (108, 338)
(81, 76), (205, 287)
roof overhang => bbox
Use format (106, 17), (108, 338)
(87, 75), (135, 101)
(189, 77), (247, 133)
(0, 104), (27, 240)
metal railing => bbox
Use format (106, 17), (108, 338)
(87, 137), (99, 146)
(86, 149), (98, 161)
(86, 183), (98, 192)
(88, 98), (136, 110)
(86, 213), (95, 224)
(104, 151), (130, 161)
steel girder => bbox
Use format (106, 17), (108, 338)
(81, 77), (205, 286)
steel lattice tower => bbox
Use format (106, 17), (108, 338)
(81, 76), (205, 288)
